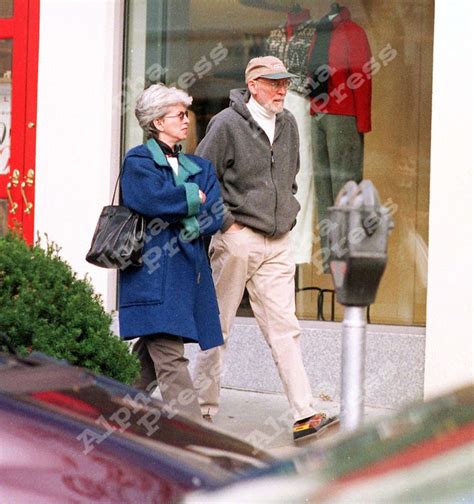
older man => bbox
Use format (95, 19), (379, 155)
(193, 56), (337, 441)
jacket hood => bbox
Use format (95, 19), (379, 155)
(229, 88), (252, 120)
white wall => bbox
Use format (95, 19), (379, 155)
(424, 0), (473, 396)
(35, 0), (124, 310)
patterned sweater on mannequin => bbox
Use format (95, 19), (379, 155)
(265, 18), (315, 95)
(265, 10), (316, 264)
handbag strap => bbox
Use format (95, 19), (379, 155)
(111, 165), (124, 205)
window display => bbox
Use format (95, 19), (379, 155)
(123, 0), (434, 326)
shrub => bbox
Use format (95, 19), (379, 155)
(0, 233), (139, 384)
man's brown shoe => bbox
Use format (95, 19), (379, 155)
(293, 413), (339, 441)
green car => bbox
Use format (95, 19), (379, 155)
(185, 385), (474, 503)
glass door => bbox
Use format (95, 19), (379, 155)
(0, 0), (39, 244)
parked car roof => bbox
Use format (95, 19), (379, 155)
(0, 351), (277, 502)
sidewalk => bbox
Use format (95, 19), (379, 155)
(216, 387), (395, 458)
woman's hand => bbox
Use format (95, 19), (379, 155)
(199, 190), (207, 203)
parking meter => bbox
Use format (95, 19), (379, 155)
(328, 180), (393, 306)
(327, 180), (394, 432)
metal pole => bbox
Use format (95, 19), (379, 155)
(340, 306), (367, 432)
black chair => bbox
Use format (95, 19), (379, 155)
(295, 266), (371, 323)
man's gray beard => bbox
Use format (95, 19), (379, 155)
(264, 102), (284, 115)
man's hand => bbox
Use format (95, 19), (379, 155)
(199, 190), (207, 203)
(226, 222), (246, 233)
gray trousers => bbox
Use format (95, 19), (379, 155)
(132, 335), (202, 421)
(312, 113), (364, 271)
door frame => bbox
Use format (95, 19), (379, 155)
(0, 0), (39, 244)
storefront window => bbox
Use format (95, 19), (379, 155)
(123, 0), (434, 326)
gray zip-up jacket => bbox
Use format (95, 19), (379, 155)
(195, 88), (300, 237)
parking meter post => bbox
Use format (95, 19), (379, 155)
(341, 306), (367, 432)
(328, 180), (393, 434)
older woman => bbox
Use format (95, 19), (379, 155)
(119, 84), (224, 421)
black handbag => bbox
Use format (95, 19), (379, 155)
(86, 168), (146, 269)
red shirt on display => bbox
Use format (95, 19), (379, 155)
(309, 7), (372, 133)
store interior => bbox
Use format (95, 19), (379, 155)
(124, 0), (434, 326)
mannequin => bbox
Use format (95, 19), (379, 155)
(265, 7), (314, 94)
(307, 4), (372, 271)
(265, 8), (316, 264)
(329, 2), (341, 16)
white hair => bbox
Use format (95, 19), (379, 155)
(135, 83), (193, 138)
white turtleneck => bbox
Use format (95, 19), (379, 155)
(247, 96), (276, 144)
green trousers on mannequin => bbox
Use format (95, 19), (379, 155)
(311, 113), (364, 272)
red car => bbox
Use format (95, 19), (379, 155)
(0, 350), (276, 502)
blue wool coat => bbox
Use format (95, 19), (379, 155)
(118, 139), (224, 351)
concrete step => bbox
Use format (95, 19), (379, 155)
(187, 317), (425, 410)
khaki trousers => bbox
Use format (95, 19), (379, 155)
(193, 227), (317, 422)
(133, 335), (202, 421)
